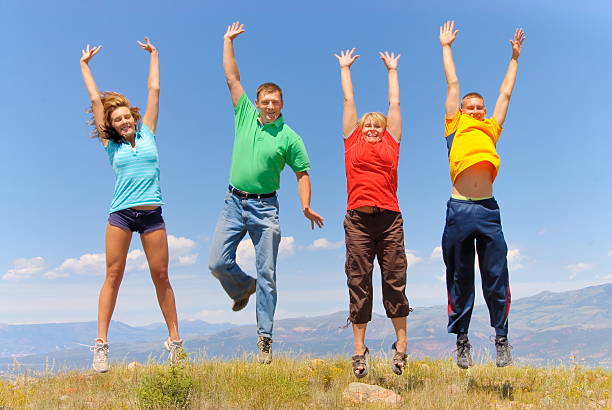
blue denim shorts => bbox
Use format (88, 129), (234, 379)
(108, 207), (165, 234)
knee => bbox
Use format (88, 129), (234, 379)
(104, 269), (124, 289)
(208, 256), (234, 277)
(151, 267), (170, 285)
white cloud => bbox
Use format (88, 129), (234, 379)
(507, 248), (525, 271)
(42, 234), (198, 279)
(430, 246), (443, 261)
(307, 238), (343, 250)
(405, 249), (422, 271)
(3, 257), (46, 280)
(47, 253), (106, 277)
(567, 263), (594, 280)
(608, 251), (612, 257)
(168, 235), (198, 267)
(602, 274), (612, 281)
(236, 236), (295, 273)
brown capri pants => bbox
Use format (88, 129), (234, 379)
(344, 209), (410, 324)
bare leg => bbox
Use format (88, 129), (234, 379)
(97, 224), (132, 341)
(140, 228), (180, 341)
(391, 316), (407, 352)
(352, 323), (367, 355)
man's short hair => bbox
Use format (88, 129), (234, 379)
(256, 82), (283, 101)
(461, 92), (485, 107)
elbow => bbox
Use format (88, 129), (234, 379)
(499, 90), (512, 100)
(225, 75), (240, 86)
(149, 85), (160, 92)
(447, 79), (459, 87)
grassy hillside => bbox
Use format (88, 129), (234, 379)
(1, 355), (610, 409)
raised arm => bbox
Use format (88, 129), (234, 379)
(334, 48), (359, 137)
(296, 171), (324, 230)
(80, 44), (105, 144)
(492, 28), (525, 126)
(440, 21), (460, 119)
(380, 51), (401, 140)
(223, 22), (246, 106)
(138, 37), (160, 133)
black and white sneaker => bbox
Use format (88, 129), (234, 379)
(257, 336), (272, 364)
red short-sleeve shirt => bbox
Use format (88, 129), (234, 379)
(344, 128), (400, 212)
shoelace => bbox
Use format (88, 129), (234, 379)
(455, 341), (471, 355)
(258, 338), (271, 353)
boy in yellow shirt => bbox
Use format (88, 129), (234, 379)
(439, 20), (525, 368)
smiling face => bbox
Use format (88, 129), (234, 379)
(461, 96), (487, 121)
(255, 91), (283, 124)
(109, 106), (136, 139)
(358, 112), (387, 142)
(362, 118), (385, 142)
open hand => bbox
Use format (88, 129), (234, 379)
(137, 37), (157, 53)
(303, 208), (324, 230)
(80, 44), (102, 64)
(225, 21), (245, 41)
(335, 48), (359, 68)
(510, 28), (525, 59)
(439, 20), (458, 46)
(379, 51), (400, 70)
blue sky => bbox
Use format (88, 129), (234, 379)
(1, 0), (610, 327)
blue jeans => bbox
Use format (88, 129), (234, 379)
(208, 192), (281, 338)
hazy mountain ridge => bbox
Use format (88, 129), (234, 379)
(1, 284), (610, 373)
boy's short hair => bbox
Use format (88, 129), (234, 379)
(461, 92), (485, 107)
(357, 112), (387, 130)
(256, 82), (283, 101)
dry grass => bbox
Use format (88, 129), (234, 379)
(0, 355), (610, 409)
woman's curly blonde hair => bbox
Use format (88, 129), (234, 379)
(88, 92), (141, 142)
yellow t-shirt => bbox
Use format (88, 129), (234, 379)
(444, 111), (502, 183)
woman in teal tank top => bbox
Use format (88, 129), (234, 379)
(80, 38), (183, 373)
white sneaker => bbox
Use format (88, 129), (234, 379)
(164, 337), (185, 364)
(91, 341), (109, 373)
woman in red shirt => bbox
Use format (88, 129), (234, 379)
(335, 48), (410, 378)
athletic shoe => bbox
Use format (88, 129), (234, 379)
(495, 336), (513, 367)
(92, 341), (109, 373)
(232, 279), (257, 312)
(257, 336), (273, 364)
(164, 337), (185, 364)
(455, 334), (473, 369)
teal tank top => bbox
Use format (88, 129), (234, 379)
(104, 124), (164, 213)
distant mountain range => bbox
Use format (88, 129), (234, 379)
(1, 283), (610, 375)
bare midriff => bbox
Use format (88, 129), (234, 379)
(131, 205), (160, 211)
(452, 161), (494, 198)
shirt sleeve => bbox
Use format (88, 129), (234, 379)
(444, 111), (461, 137)
(139, 123), (156, 140)
(487, 116), (503, 143)
(286, 132), (311, 173)
(344, 127), (360, 150)
(234, 92), (258, 131)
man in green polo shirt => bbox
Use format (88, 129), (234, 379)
(208, 21), (324, 364)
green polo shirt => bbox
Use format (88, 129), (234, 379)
(229, 93), (310, 194)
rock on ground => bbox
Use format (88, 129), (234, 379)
(342, 382), (402, 405)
